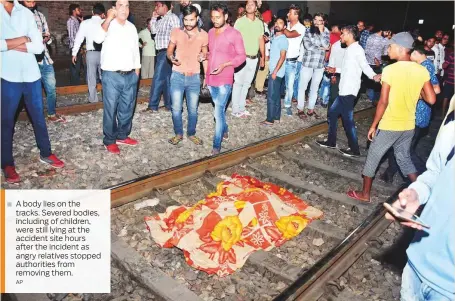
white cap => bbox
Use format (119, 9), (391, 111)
(193, 4), (201, 15)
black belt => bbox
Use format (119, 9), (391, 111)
(87, 50), (100, 52)
(115, 70), (134, 75)
(246, 55), (258, 59)
(286, 57), (298, 62)
(157, 48), (167, 54)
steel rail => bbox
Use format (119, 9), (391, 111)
(272, 187), (403, 301)
(107, 107), (375, 208)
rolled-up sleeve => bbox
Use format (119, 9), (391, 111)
(231, 31), (246, 68)
(26, 15), (44, 54)
(0, 40), (7, 52)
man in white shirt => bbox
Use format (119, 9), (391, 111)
(432, 30), (445, 79)
(93, 0), (141, 155)
(72, 3), (105, 103)
(282, 4), (305, 116)
(327, 39), (346, 109)
(317, 25), (380, 157)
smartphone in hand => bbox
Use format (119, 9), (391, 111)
(383, 203), (430, 229)
(210, 68), (219, 75)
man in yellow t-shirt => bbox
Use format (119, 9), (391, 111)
(347, 32), (436, 203)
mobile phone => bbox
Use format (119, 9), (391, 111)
(383, 203), (430, 229)
(210, 68), (219, 74)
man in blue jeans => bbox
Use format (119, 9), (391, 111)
(166, 5), (208, 146)
(385, 97), (454, 301)
(1, 0), (65, 184)
(316, 25), (380, 157)
(261, 17), (288, 126)
(93, 0), (141, 155)
(23, 0), (66, 123)
(205, 3), (245, 155)
(146, 1), (180, 112)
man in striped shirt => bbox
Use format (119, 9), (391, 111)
(146, 1), (180, 112)
(67, 3), (82, 85)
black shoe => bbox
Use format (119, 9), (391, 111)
(316, 140), (336, 149)
(339, 148), (360, 157)
(321, 103), (328, 108)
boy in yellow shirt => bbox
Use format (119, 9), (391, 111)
(348, 32), (436, 203)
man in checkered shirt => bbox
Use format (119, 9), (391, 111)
(23, 1), (66, 123)
(146, 1), (180, 112)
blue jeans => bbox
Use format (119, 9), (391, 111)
(318, 73), (331, 105)
(148, 51), (171, 110)
(327, 95), (360, 153)
(102, 71), (138, 146)
(366, 64), (382, 102)
(266, 76), (283, 122)
(208, 85), (232, 151)
(170, 71), (201, 137)
(284, 60), (299, 108)
(292, 61), (302, 100)
(1, 79), (52, 168)
(401, 264), (453, 301)
(39, 61), (57, 116)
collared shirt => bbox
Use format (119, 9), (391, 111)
(269, 34), (288, 78)
(364, 33), (388, 65)
(206, 25), (246, 87)
(170, 27), (208, 74)
(67, 15), (80, 49)
(1, 0), (44, 82)
(150, 10), (180, 50)
(328, 40), (345, 72)
(72, 15), (104, 56)
(31, 9), (53, 65)
(359, 29), (370, 49)
(407, 108), (455, 300)
(93, 19), (141, 72)
(432, 43), (445, 74)
(337, 42), (376, 96)
(301, 27), (330, 69)
(415, 59), (439, 128)
(286, 21), (305, 59)
(234, 16), (264, 56)
(138, 28), (155, 57)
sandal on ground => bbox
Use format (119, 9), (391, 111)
(297, 110), (307, 119)
(260, 120), (274, 126)
(168, 136), (183, 145)
(306, 110), (321, 119)
(188, 136), (203, 146)
(346, 190), (372, 204)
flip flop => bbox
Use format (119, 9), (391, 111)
(260, 121), (274, 126)
(346, 190), (372, 204)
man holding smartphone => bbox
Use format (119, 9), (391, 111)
(386, 97), (454, 301)
(166, 5), (208, 146)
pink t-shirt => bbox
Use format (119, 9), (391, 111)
(170, 28), (209, 74)
(206, 25), (246, 87)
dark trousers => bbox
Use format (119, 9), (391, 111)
(384, 126), (427, 177)
(328, 74), (340, 112)
(148, 51), (172, 110)
(266, 76), (283, 122)
(1, 79), (52, 168)
(70, 51), (82, 85)
(102, 71), (138, 146)
(366, 65), (382, 102)
(327, 94), (360, 153)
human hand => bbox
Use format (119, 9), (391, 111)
(170, 56), (181, 66)
(374, 58), (380, 67)
(271, 71), (277, 80)
(210, 63), (226, 75)
(326, 67), (336, 74)
(260, 58), (265, 68)
(373, 74), (382, 82)
(367, 127), (377, 141)
(71, 56), (77, 65)
(106, 7), (117, 20)
(385, 189), (422, 230)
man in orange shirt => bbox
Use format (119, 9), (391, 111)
(167, 5), (208, 146)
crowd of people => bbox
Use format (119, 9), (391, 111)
(1, 0), (454, 298)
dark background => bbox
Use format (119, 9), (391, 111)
(329, 1), (454, 38)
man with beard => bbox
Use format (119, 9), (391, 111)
(432, 30), (445, 80)
(317, 25), (380, 157)
(231, 0), (264, 118)
(67, 3), (83, 85)
(93, 0), (141, 154)
(23, 0), (65, 123)
(206, 3), (246, 155)
(146, 1), (180, 112)
(167, 5), (208, 146)
(261, 17), (288, 126)
(178, 0), (202, 28)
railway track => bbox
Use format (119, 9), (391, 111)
(7, 105), (438, 301)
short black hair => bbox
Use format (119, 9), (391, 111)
(412, 41), (426, 55)
(157, 1), (172, 10)
(341, 25), (359, 41)
(303, 14), (312, 21)
(331, 23), (340, 30)
(69, 3), (80, 16)
(211, 3), (228, 15)
(182, 4), (199, 17)
(288, 4), (301, 19)
(275, 16), (286, 25)
(238, 3), (246, 9)
(93, 3), (105, 15)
